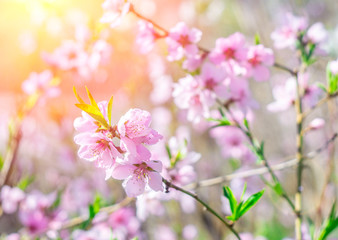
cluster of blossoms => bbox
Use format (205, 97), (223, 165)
(72, 207), (141, 240)
(43, 25), (113, 82)
(0, 186), (65, 237)
(167, 26), (273, 124)
(271, 12), (327, 52)
(73, 90), (164, 197)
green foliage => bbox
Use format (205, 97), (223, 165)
(17, 175), (34, 190)
(317, 202), (338, 240)
(255, 33), (261, 45)
(327, 64), (338, 94)
(223, 184), (264, 222)
(80, 194), (103, 229)
(207, 115), (231, 128)
(0, 154), (3, 171)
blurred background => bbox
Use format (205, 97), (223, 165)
(0, 0), (337, 239)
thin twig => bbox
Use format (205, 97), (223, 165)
(0, 123), (22, 187)
(59, 197), (134, 230)
(302, 92), (338, 119)
(185, 133), (337, 190)
(163, 178), (241, 240)
(294, 63), (306, 240)
(273, 63), (297, 76)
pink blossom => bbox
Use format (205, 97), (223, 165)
(0, 186), (25, 214)
(182, 225), (198, 240)
(166, 22), (202, 61)
(88, 40), (113, 70)
(108, 207), (140, 236)
(182, 53), (203, 72)
(209, 33), (247, 74)
(267, 73), (321, 112)
(306, 22), (328, 45)
(21, 70), (60, 98)
(225, 77), (259, 112)
(74, 132), (122, 169)
(329, 59), (338, 75)
(198, 62), (228, 98)
(271, 13), (308, 49)
(111, 160), (163, 197)
(136, 191), (165, 221)
(19, 191), (57, 235)
(136, 20), (157, 54)
(117, 108), (162, 156)
(308, 118), (325, 130)
(210, 126), (255, 163)
(43, 40), (88, 71)
(100, 0), (131, 28)
(173, 75), (213, 123)
(245, 45), (274, 82)
(154, 226), (177, 240)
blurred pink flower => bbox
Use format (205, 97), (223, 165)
(173, 75), (213, 123)
(329, 59), (338, 75)
(19, 191), (57, 235)
(198, 62), (228, 98)
(306, 22), (328, 45)
(209, 32), (247, 74)
(308, 118), (325, 130)
(43, 40), (88, 71)
(136, 20), (157, 54)
(100, 0), (131, 28)
(182, 225), (198, 240)
(210, 126), (255, 163)
(267, 73), (321, 112)
(154, 226), (177, 240)
(136, 191), (165, 221)
(21, 70), (60, 98)
(0, 186), (25, 214)
(166, 22), (202, 61)
(245, 45), (274, 82)
(108, 207), (140, 236)
(271, 13), (308, 49)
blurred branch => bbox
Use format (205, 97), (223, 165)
(0, 122), (22, 187)
(185, 133), (338, 190)
(59, 197), (134, 230)
(302, 92), (338, 119)
(273, 63), (297, 76)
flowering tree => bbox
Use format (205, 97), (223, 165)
(0, 0), (338, 240)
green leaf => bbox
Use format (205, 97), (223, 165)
(316, 82), (328, 93)
(272, 182), (283, 196)
(85, 86), (100, 111)
(107, 95), (114, 126)
(327, 63), (338, 94)
(243, 118), (250, 130)
(317, 202), (338, 240)
(17, 176), (34, 190)
(238, 189), (265, 218)
(223, 186), (238, 215)
(254, 33), (261, 45)
(50, 190), (63, 210)
(75, 104), (109, 129)
(73, 86), (85, 104)
(165, 144), (172, 160)
(240, 182), (247, 202)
